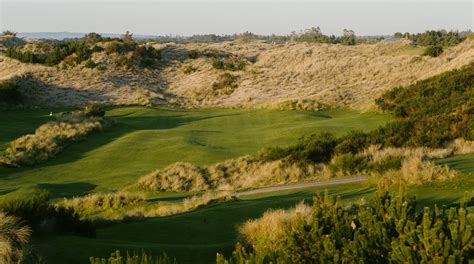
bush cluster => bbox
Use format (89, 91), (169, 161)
(403, 30), (467, 47)
(90, 250), (176, 264)
(259, 132), (339, 163)
(211, 73), (238, 96)
(5, 32), (161, 68)
(423, 45), (444, 57)
(211, 58), (246, 71)
(374, 63), (473, 147)
(219, 190), (473, 263)
(5, 40), (94, 66)
(105, 40), (161, 67)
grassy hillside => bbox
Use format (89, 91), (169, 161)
(1, 38), (472, 109)
(0, 106), (390, 200)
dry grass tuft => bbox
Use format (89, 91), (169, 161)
(0, 112), (109, 166)
(139, 157), (326, 193)
(138, 162), (209, 192)
(238, 202), (311, 256)
(0, 211), (31, 263)
(58, 192), (144, 217)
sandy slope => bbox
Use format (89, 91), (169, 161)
(162, 39), (474, 110)
(0, 38), (473, 109)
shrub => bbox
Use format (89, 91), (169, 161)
(259, 132), (339, 163)
(212, 58), (246, 71)
(2, 30), (17, 36)
(221, 190), (473, 263)
(335, 130), (368, 154)
(328, 153), (370, 175)
(212, 59), (225, 70)
(183, 65), (197, 74)
(84, 103), (106, 117)
(0, 78), (22, 105)
(84, 59), (97, 68)
(369, 155), (403, 173)
(211, 73), (238, 96)
(90, 250), (176, 264)
(187, 50), (200, 59)
(423, 45), (443, 57)
(374, 63), (474, 147)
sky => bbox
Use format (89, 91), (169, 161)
(1, 0), (472, 36)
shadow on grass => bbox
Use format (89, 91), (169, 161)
(37, 182), (97, 199)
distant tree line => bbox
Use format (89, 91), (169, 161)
(393, 30), (470, 47)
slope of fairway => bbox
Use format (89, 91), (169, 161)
(0, 106), (390, 199)
(33, 175), (473, 264)
(436, 153), (474, 174)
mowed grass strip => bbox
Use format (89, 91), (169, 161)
(0, 106), (390, 199)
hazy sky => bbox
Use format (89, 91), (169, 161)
(1, 0), (472, 36)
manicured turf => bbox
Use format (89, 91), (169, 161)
(33, 176), (473, 264)
(436, 153), (474, 174)
(0, 106), (390, 199)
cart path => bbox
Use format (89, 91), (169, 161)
(236, 176), (368, 197)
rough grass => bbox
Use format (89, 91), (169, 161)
(163, 39), (474, 109)
(0, 106), (390, 200)
(0, 112), (109, 167)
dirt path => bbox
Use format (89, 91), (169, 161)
(236, 176), (368, 197)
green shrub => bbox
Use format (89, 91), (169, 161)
(212, 59), (225, 70)
(211, 73), (238, 95)
(408, 30), (466, 47)
(84, 103), (106, 117)
(84, 59), (97, 68)
(335, 130), (368, 154)
(423, 45), (444, 57)
(0, 79), (22, 105)
(188, 50), (200, 59)
(328, 153), (369, 175)
(374, 63), (474, 147)
(90, 250), (176, 264)
(183, 65), (198, 74)
(259, 132), (339, 163)
(212, 58), (246, 71)
(370, 155), (403, 173)
(219, 190), (473, 263)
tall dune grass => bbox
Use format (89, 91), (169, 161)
(0, 212), (31, 263)
(0, 112), (109, 167)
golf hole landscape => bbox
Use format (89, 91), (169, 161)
(0, 1), (473, 263)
